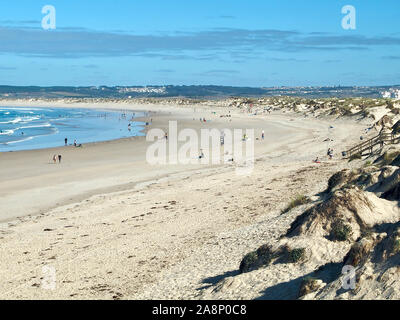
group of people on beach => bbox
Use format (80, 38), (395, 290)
(53, 137), (81, 163)
(65, 137), (82, 147)
(313, 148), (334, 164)
(52, 136), (84, 163)
(52, 154), (62, 164)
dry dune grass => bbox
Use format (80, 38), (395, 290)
(228, 155), (400, 300)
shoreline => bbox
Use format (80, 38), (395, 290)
(0, 104), (151, 153)
(0, 99), (369, 224)
(0, 99), (323, 221)
(0, 100), (253, 222)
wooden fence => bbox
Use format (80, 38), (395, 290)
(344, 132), (400, 157)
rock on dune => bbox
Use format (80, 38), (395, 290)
(286, 188), (400, 241)
(325, 166), (393, 194)
(374, 114), (393, 128)
(298, 278), (326, 299)
(326, 169), (352, 193)
(310, 227), (400, 300)
(239, 245), (273, 273)
(390, 153), (400, 166)
(392, 120), (400, 135)
(377, 166), (398, 181)
(343, 237), (378, 267)
(367, 168), (400, 196)
(381, 182), (400, 201)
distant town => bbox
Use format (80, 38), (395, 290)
(0, 84), (399, 100)
(381, 88), (400, 100)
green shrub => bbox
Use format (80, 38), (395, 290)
(391, 108), (400, 115)
(360, 228), (373, 239)
(281, 195), (311, 214)
(341, 106), (353, 116)
(386, 100), (394, 109)
(298, 277), (320, 297)
(239, 252), (258, 273)
(361, 109), (371, 118)
(349, 153), (362, 162)
(330, 221), (353, 241)
(382, 152), (400, 166)
(326, 170), (349, 193)
(392, 239), (400, 255)
(288, 248), (306, 263)
(239, 244), (273, 273)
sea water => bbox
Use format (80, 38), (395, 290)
(0, 107), (146, 151)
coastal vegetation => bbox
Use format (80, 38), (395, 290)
(330, 221), (353, 242)
(281, 194), (311, 214)
(235, 105), (400, 298)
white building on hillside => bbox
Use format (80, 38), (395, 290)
(381, 88), (400, 100)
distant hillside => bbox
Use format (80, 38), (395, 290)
(0, 84), (399, 99)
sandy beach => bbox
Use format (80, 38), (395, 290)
(0, 99), (370, 299)
(1, 0), (399, 304)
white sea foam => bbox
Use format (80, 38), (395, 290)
(0, 117), (23, 124)
(4, 136), (34, 144)
(17, 123), (52, 130)
(0, 129), (14, 135)
(0, 116), (41, 124)
(0, 107), (45, 112)
(20, 116), (41, 123)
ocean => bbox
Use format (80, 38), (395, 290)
(0, 107), (146, 151)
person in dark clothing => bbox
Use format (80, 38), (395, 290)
(58, 154), (62, 163)
(65, 138), (68, 146)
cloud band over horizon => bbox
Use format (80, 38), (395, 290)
(0, 26), (399, 59)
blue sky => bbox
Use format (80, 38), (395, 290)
(0, 0), (399, 87)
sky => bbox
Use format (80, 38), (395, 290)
(0, 0), (399, 87)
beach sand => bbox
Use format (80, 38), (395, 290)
(0, 99), (370, 299)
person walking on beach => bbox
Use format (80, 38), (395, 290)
(327, 148), (333, 160)
(52, 155), (57, 164)
(261, 130), (265, 140)
(198, 149), (204, 159)
(58, 154), (62, 163)
(165, 132), (168, 140)
(64, 138), (68, 146)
